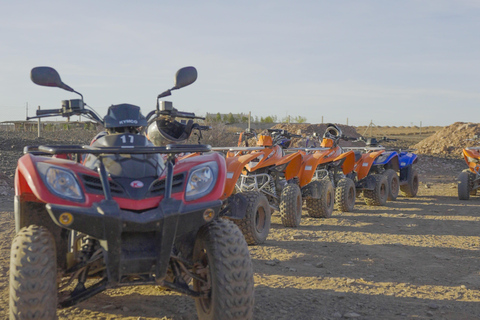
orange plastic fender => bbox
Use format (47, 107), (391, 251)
(247, 146), (283, 172)
(298, 152), (325, 187)
(297, 148), (340, 187)
(335, 150), (355, 175)
(276, 152), (303, 180)
(354, 150), (385, 181)
(463, 148), (480, 173)
(221, 152), (264, 199)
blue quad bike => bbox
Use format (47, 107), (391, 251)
(349, 137), (419, 201)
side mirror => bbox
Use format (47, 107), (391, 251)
(173, 66), (197, 89)
(30, 67), (74, 92)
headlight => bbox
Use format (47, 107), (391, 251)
(467, 156), (479, 163)
(331, 158), (345, 167)
(247, 154), (264, 169)
(272, 162), (288, 172)
(185, 161), (218, 201)
(37, 163), (84, 201)
(374, 154), (389, 164)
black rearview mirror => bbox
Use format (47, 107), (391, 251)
(173, 66), (197, 89)
(30, 67), (74, 92)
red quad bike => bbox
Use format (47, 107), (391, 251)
(11, 66), (254, 319)
(294, 124), (357, 216)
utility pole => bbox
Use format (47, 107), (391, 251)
(37, 106), (41, 138)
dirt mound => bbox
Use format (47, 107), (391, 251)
(412, 122), (480, 158)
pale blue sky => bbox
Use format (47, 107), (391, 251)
(1, 0), (479, 126)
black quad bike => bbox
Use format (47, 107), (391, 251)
(10, 66), (254, 319)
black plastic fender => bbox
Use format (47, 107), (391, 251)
(356, 174), (377, 190)
(219, 193), (248, 219)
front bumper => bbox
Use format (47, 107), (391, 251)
(46, 198), (222, 285)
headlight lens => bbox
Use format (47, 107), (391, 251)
(185, 161), (218, 201)
(374, 154), (389, 164)
(247, 154), (264, 169)
(467, 156), (479, 163)
(272, 162), (288, 172)
(37, 163), (84, 201)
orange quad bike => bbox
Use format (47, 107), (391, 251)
(344, 137), (400, 206)
(458, 139), (480, 200)
(294, 124), (357, 216)
(170, 127), (272, 246)
(222, 128), (305, 231)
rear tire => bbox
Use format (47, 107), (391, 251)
(280, 184), (302, 227)
(306, 180), (334, 218)
(400, 168), (419, 198)
(458, 171), (470, 200)
(384, 169), (400, 201)
(193, 219), (254, 320)
(234, 191), (271, 245)
(364, 174), (388, 206)
(335, 178), (356, 212)
(10, 225), (57, 320)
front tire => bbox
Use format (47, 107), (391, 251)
(306, 180), (334, 218)
(458, 170), (471, 200)
(335, 178), (356, 212)
(10, 225), (58, 320)
(193, 219), (254, 320)
(384, 169), (400, 201)
(234, 191), (271, 245)
(364, 174), (388, 206)
(400, 168), (419, 198)
(280, 184), (302, 227)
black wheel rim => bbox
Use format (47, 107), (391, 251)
(255, 207), (266, 233)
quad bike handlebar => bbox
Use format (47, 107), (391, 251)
(267, 128), (302, 139)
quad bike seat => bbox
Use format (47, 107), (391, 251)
(257, 135), (273, 147)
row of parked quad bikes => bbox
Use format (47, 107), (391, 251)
(189, 125), (420, 245)
(9, 66), (419, 320)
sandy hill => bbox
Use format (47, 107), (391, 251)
(413, 122), (480, 158)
